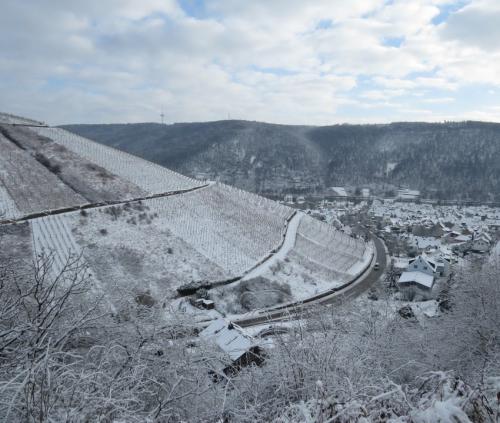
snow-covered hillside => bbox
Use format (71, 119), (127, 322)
(0, 115), (373, 316)
(32, 127), (203, 195)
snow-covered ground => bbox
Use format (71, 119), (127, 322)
(66, 202), (230, 304)
(242, 212), (302, 280)
(296, 215), (369, 275)
(33, 127), (203, 195)
(20, 182), (375, 318)
(147, 183), (294, 275)
(31, 214), (82, 276)
(213, 213), (373, 307)
(0, 134), (87, 215)
(0, 112), (43, 125)
(0, 184), (19, 220)
(1, 121), (375, 319)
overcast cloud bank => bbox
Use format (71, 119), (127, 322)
(0, 0), (499, 124)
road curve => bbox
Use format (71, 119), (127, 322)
(234, 236), (387, 327)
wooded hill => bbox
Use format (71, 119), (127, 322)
(63, 120), (500, 201)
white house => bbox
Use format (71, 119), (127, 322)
(330, 186), (348, 197)
(397, 189), (420, 201)
(398, 271), (435, 300)
(472, 233), (491, 253)
(397, 254), (443, 300)
(407, 255), (436, 275)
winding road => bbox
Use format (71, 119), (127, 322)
(234, 235), (387, 327)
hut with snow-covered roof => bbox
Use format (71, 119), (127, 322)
(200, 318), (263, 376)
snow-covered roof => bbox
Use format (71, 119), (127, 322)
(398, 271), (434, 288)
(394, 258), (410, 269)
(330, 187), (348, 196)
(477, 232), (492, 242)
(200, 318), (257, 361)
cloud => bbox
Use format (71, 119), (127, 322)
(0, 0), (498, 124)
(440, 0), (500, 50)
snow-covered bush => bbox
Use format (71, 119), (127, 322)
(276, 371), (497, 423)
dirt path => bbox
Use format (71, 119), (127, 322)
(242, 212), (304, 281)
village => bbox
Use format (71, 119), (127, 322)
(184, 191), (500, 376)
(284, 188), (500, 309)
(186, 190), (500, 372)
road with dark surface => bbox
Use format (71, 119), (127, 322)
(235, 236), (387, 327)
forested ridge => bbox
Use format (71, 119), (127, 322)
(64, 120), (500, 201)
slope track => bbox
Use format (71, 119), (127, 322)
(233, 236), (386, 327)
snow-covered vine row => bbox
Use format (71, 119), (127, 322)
(293, 215), (371, 275)
(0, 183), (20, 220)
(0, 112), (44, 125)
(30, 214), (82, 276)
(32, 127), (203, 195)
(147, 183), (294, 276)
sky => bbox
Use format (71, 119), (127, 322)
(0, 0), (499, 125)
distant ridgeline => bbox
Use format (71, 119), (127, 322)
(62, 120), (500, 202)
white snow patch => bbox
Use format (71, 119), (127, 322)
(243, 212), (303, 280)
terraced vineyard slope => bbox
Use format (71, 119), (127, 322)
(0, 112), (373, 317)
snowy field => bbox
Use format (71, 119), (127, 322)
(210, 213), (373, 310)
(66, 201), (232, 305)
(256, 215), (373, 300)
(0, 134), (87, 216)
(27, 206), (229, 311)
(1, 123), (145, 208)
(296, 215), (369, 275)
(31, 214), (83, 276)
(21, 182), (308, 314)
(0, 112), (43, 125)
(144, 183), (294, 275)
(0, 184), (20, 220)
(0, 121), (374, 316)
(33, 137), (146, 203)
(33, 127), (204, 195)
(0, 221), (33, 276)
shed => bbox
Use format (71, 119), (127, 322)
(200, 318), (263, 376)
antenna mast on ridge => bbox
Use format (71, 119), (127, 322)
(160, 108), (165, 124)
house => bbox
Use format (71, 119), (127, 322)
(471, 233), (491, 253)
(194, 298), (215, 310)
(443, 231), (471, 244)
(330, 186), (348, 197)
(199, 319), (263, 376)
(398, 271), (435, 300)
(284, 194), (294, 203)
(407, 255), (437, 275)
(397, 189), (420, 201)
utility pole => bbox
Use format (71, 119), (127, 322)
(160, 108), (165, 125)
